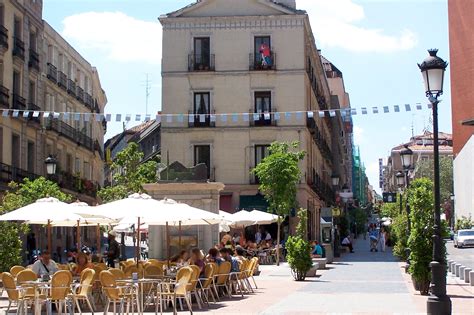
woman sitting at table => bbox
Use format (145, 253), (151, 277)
(73, 252), (94, 276)
(170, 250), (189, 266)
(188, 248), (205, 277)
(206, 248), (224, 265)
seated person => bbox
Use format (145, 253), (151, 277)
(311, 240), (323, 258)
(31, 250), (59, 277)
(170, 250), (189, 265)
(219, 248), (239, 273)
(341, 235), (354, 253)
(188, 248), (205, 277)
(206, 248), (224, 265)
(234, 246), (248, 263)
(73, 252), (94, 276)
(221, 232), (232, 246)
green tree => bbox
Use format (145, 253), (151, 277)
(0, 177), (71, 271)
(252, 141), (305, 265)
(414, 156), (453, 202)
(98, 142), (158, 202)
(286, 209), (313, 281)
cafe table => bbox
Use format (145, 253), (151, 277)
(120, 277), (175, 314)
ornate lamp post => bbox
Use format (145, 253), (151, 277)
(400, 145), (413, 233)
(418, 49), (451, 315)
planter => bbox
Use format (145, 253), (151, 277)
(412, 276), (430, 295)
(411, 275), (420, 291)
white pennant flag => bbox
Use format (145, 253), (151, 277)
(2, 110), (8, 117)
(296, 112), (303, 121)
(318, 111), (325, 118)
(189, 115), (194, 123)
(285, 112), (292, 120)
(372, 107), (379, 114)
(166, 115), (172, 123)
(83, 113), (90, 121)
(329, 111), (336, 117)
(12, 110), (19, 117)
(22, 111), (30, 118)
(383, 106), (389, 113)
(53, 112), (60, 119)
(274, 112), (280, 121)
(135, 114), (141, 121)
(253, 113), (259, 121)
(33, 111), (40, 118)
(307, 111), (314, 119)
(43, 112), (51, 118)
(394, 105), (400, 112)
(221, 114), (227, 122)
(156, 114), (161, 123)
(200, 114), (205, 123)
(115, 114), (122, 122)
(232, 114), (238, 122)
(243, 113), (249, 122)
(74, 113), (81, 121)
(264, 112), (271, 120)
(210, 114), (216, 122)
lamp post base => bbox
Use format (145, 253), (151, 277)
(427, 261), (452, 315)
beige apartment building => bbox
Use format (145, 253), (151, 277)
(0, 0), (107, 253)
(159, 0), (352, 240)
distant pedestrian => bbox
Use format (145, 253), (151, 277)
(341, 235), (354, 253)
(379, 227), (386, 252)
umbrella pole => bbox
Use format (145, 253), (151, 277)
(96, 224), (101, 255)
(76, 220), (81, 250)
(178, 221), (182, 251)
(166, 222), (170, 269)
(136, 217), (141, 265)
(47, 220), (52, 251)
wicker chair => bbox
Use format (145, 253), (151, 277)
(10, 265), (25, 278)
(70, 268), (96, 314)
(2, 272), (28, 314)
(213, 261), (232, 298)
(199, 263), (217, 304)
(100, 270), (140, 314)
(158, 266), (193, 315)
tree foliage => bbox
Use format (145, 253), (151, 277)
(455, 216), (473, 230)
(286, 209), (312, 281)
(414, 156), (453, 202)
(0, 177), (71, 271)
(407, 178), (445, 294)
(98, 142), (158, 202)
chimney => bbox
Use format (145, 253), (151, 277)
(275, 0), (296, 9)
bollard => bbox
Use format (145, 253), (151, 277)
(460, 266), (466, 280)
(470, 271), (474, 287)
(455, 264), (462, 277)
(464, 268), (472, 284)
(449, 261), (455, 273)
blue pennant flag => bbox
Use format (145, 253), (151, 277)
(22, 111), (30, 118)
(405, 104), (411, 111)
(221, 114), (227, 122)
(394, 105), (400, 112)
(210, 114), (216, 122)
(383, 106), (389, 113)
(135, 114), (141, 121)
(145, 114), (151, 122)
(416, 103), (422, 110)
(177, 114), (184, 123)
(361, 108), (368, 115)
(274, 112), (280, 121)
(427, 103), (433, 109)
(166, 115), (172, 123)
(372, 107), (379, 114)
(106, 114), (112, 122)
(83, 113), (90, 121)
(351, 108), (357, 116)
(125, 114), (131, 122)
(63, 113), (69, 120)
(115, 114), (122, 122)
(74, 113), (81, 121)
(188, 115), (194, 123)
(296, 112), (303, 121)
(232, 114), (238, 122)
(285, 112), (292, 120)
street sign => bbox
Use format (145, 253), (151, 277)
(332, 207), (341, 217)
(383, 192), (397, 203)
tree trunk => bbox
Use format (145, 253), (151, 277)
(276, 216), (281, 266)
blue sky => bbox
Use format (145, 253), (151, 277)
(43, 0), (451, 193)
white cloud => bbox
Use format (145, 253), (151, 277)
(62, 12), (162, 65)
(299, 0), (418, 53)
(353, 126), (365, 144)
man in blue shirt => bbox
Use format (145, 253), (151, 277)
(219, 248), (239, 272)
(311, 240), (323, 258)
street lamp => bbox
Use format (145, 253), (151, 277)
(395, 171), (405, 187)
(419, 49), (451, 315)
(331, 174), (340, 187)
(400, 146), (413, 170)
(44, 155), (57, 175)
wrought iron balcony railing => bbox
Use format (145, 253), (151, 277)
(12, 94), (26, 110)
(249, 52), (276, 71)
(47, 63), (57, 82)
(58, 71), (67, 89)
(0, 85), (9, 108)
(12, 37), (25, 60)
(28, 49), (40, 71)
(0, 25), (8, 51)
(188, 53), (215, 71)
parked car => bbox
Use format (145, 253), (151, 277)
(454, 229), (474, 248)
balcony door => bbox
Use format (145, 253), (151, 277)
(13, 71), (20, 95)
(254, 36), (271, 67)
(254, 145), (270, 183)
(254, 91), (272, 126)
(194, 145), (211, 179)
(11, 134), (20, 168)
(193, 92), (210, 127)
(193, 37), (210, 70)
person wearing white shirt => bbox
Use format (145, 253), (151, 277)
(255, 230), (262, 244)
(264, 231), (272, 241)
(341, 235), (354, 253)
(31, 250), (59, 277)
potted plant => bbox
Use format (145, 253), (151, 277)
(407, 178), (442, 295)
(285, 209), (313, 281)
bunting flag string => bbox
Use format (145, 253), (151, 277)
(0, 102), (433, 124)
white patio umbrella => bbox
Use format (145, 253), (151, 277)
(218, 210), (233, 232)
(0, 197), (85, 251)
(229, 210), (257, 228)
(249, 210), (278, 225)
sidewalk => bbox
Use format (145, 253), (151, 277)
(262, 238), (422, 315)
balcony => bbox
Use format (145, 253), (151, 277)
(46, 118), (94, 152)
(28, 49), (40, 71)
(306, 116), (333, 161)
(0, 85), (9, 108)
(27, 103), (41, 123)
(58, 71), (67, 89)
(0, 26), (8, 51)
(12, 37), (25, 60)
(84, 93), (93, 111)
(188, 53), (215, 71)
(249, 110), (277, 127)
(308, 171), (335, 203)
(0, 162), (39, 186)
(76, 86), (84, 103)
(249, 52), (276, 71)
(67, 79), (76, 96)
(188, 111), (216, 128)
(12, 94), (26, 110)
(47, 63), (57, 82)
(54, 171), (99, 198)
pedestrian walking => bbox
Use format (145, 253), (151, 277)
(379, 227), (386, 252)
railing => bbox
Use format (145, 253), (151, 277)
(12, 37), (25, 60)
(0, 162), (40, 184)
(249, 109), (278, 127)
(12, 94), (26, 110)
(76, 86), (84, 103)
(188, 110), (216, 128)
(53, 172), (99, 198)
(188, 53), (215, 71)
(84, 93), (93, 111)
(47, 63), (57, 82)
(67, 79), (76, 96)
(0, 85), (9, 108)
(94, 140), (104, 160)
(58, 71), (67, 89)
(249, 52), (276, 71)
(0, 25), (8, 50)
(46, 118), (94, 152)
(308, 171), (335, 203)
(306, 116), (333, 161)
(306, 62), (328, 111)
(27, 103), (41, 123)
(28, 49), (40, 71)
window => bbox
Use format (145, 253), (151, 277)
(13, 71), (21, 94)
(75, 157), (81, 175)
(12, 134), (20, 168)
(27, 141), (35, 173)
(254, 36), (273, 69)
(28, 80), (35, 104)
(66, 154), (73, 173)
(29, 31), (36, 51)
(254, 145), (270, 183)
(254, 91), (272, 126)
(0, 5), (4, 26)
(194, 145), (211, 179)
(193, 92), (211, 127)
(83, 161), (90, 180)
(13, 17), (21, 38)
(193, 37), (210, 70)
